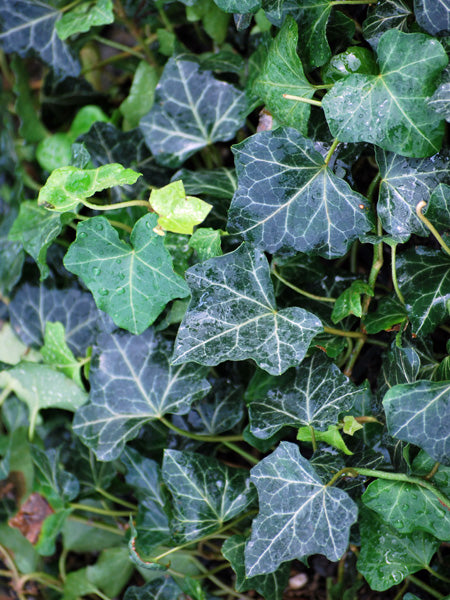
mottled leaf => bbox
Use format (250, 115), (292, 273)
(245, 442), (358, 575)
(64, 214), (190, 335)
(322, 31), (448, 158)
(383, 380), (450, 465)
(375, 147), (450, 241)
(222, 534), (290, 599)
(140, 57), (248, 168)
(150, 181), (211, 235)
(172, 244), (322, 375)
(73, 329), (210, 461)
(248, 353), (368, 438)
(0, 0), (80, 75)
(357, 507), (440, 591)
(162, 449), (255, 542)
(414, 0), (450, 36)
(362, 0), (412, 48)
(228, 128), (372, 257)
(56, 0), (114, 40)
(172, 168), (236, 199)
(213, 0), (261, 11)
(322, 47), (378, 84)
(124, 578), (187, 600)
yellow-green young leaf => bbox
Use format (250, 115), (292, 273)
(343, 416), (363, 436)
(41, 322), (84, 389)
(120, 61), (159, 130)
(38, 164), (141, 212)
(297, 425), (353, 455)
(55, 0), (114, 40)
(150, 181), (212, 235)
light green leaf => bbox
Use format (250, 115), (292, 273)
(248, 353), (368, 438)
(38, 164), (141, 212)
(162, 449), (255, 542)
(357, 507), (440, 591)
(150, 180), (212, 235)
(68, 105), (109, 140)
(63, 214), (190, 334)
(297, 425), (353, 455)
(56, 0), (114, 40)
(73, 329), (210, 461)
(36, 509), (72, 556)
(172, 244), (323, 376)
(322, 30), (448, 158)
(8, 201), (74, 279)
(222, 534), (290, 599)
(36, 134), (73, 172)
(0, 322), (40, 366)
(11, 55), (48, 143)
(120, 61), (159, 130)
(188, 228), (222, 261)
(41, 322), (84, 388)
(140, 57), (248, 168)
(252, 17), (315, 134)
(245, 442), (358, 575)
(87, 547), (134, 597)
(228, 128), (372, 258)
(331, 280), (373, 324)
(0, 362), (87, 438)
(383, 379), (450, 465)
(362, 479), (450, 540)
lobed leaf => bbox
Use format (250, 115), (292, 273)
(55, 0), (114, 40)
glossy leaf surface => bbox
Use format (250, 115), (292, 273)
(425, 183), (450, 229)
(245, 442), (358, 575)
(172, 168), (236, 199)
(56, 0), (114, 40)
(172, 244), (322, 375)
(41, 322), (84, 388)
(150, 181), (211, 234)
(363, 0), (412, 48)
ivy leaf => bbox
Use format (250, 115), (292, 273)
(378, 344), (421, 398)
(331, 281), (373, 324)
(363, 296), (408, 334)
(150, 181), (212, 235)
(9, 284), (105, 355)
(322, 47), (378, 84)
(55, 0), (114, 40)
(172, 168), (236, 199)
(428, 81), (450, 121)
(41, 322), (84, 388)
(0, 0), (80, 76)
(63, 214), (190, 335)
(252, 17), (315, 134)
(425, 183), (450, 229)
(8, 202), (74, 279)
(362, 0), (412, 48)
(322, 31), (448, 158)
(412, 450), (450, 496)
(362, 479), (450, 540)
(222, 534), (290, 600)
(357, 507), (440, 591)
(120, 61), (159, 130)
(140, 57), (248, 168)
(69, 442), (115, 494)
(383, 380), (450, 465)
(0, 211), (24, 297)
(245, 442), (358, 575)
(0, 362), (87, 438)
(172, 244), (322, 376)
(248, 354), (368, 439)
(32, 446), (79, 509)
(414, 0), (450, 36)
(188, 228), (222, 261)
(124, 578), (187, 600)
(396, 247), (450, 336)
(228, 128), (372, 258)
(375, 148), (450, 241)
(72, 329), (210, 461)
(162, 449), (255, 542)
(297, 425), (353, 455)
(38, 164), (141, 212)
(213, 0), (261, 11)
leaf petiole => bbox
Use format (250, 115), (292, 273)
(390, 243), (406, 305)
(159, 416), (244, 443)
(81, 199), (150, 211)
(282, 93), (323, 107)
(271, 266), (336, 303)
(416, 201), (450, 256)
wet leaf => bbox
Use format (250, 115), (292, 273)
(41, 322), (84, 388)
(414, 0), (450, 36)
(363, 0), (412, 48)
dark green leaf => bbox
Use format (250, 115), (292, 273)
(414, 0), (450, 36)
(222, 534), (290, 599)
(64, 214), (189, 334)
(428, 81), (450, 121)
(396, 247), (450, 335)
(124, 578), (187, 600)
(248, 353), (369, 438)
(228, 128), (372, 257)
(11, 55), (48, 144)
(73, 329), (210, 460)
(362, 479), (450, 540)
(172, 168), (236, 199)
(213, 0), (261, 12)
(32, 446), (79, 508)
(8, 202), (74, 279)
(140, 57), (248, 168)
(55, 0), (114, 40)
(363, 296), (408, 334)
(375, 147), (450, 241)
(172, 244), (322, 375)
(357, 507), (440, 591)
(331, 281), (373, 324)
(425, 183), (450, 229)
(322, 31), (448, 158)
(68, 443), (115, 493)
(378, 344), (420, 398)
(245, 442), (358, 575)
(162, 449), (255, 542)
(362, 0), (412, 48)
(383, 380), (450, 465)
(252, 17), (315, 134)
(0, 0), (80, 75)
(412, 450), (450, 495)
(0, 211), (24, 296)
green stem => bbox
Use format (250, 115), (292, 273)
(159, 416), (244, 443)
(271, 267), (336, 303)
(0, 385), (12, 408)
(0, 545), (26, 600)
(92, 35), (146, 60)
(324, 139), (340, 166)
(283, 93), (323, 107)
(391, 243), (405, 305)
(74, 213), (133, 233)
(425, 462), (440, 480)
(67, 515), (125, 536)
(60, 0), (84, 13)
(81, 199), (150, 211)
(96, 487), (137, 510)
(158, 7), (174, 32)
(19, 572), (63, 593)
(223, 441), (258, 465)
(416, 201), (450, 256)
(309, 426), (317, 452)
(393, 580), (410, 600)
(323, 326), (365, 339)
(69, 502), (134, 517)
(424, 565), (450, 584)
(407, 575), (444, 599)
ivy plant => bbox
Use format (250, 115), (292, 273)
(0, 1), (449, 599)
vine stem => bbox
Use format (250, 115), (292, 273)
(390, 243), (405, 305)
(271, 266), (336, 303)
(408, 575), (444, 599)
(159, 416), (244, 443)
(283, 93), (323, 107)
(0, 544), (27, 600)
(96, 487), (137, 510)
(324, 139), (340, 166)
(18, 572), (63, 593)
(74, 213), (133, 233)
(92, 35), (146, 60)
(81, 198), (150, 211)
(223, 441), (258, 465)
(416, 201), (450, 256)
(69, 502), (135, 517)
(424, 565), (450, 583)
(323, 326), (365, 339)
(67, 514), (125, 536)
(325, 467), (450, 508)
(0, 385), (12, 407)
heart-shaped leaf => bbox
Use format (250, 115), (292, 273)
(172, 244), (322, 375)
(41, 322), (84, 388)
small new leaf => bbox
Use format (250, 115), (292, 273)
(331, 280), (373, 324)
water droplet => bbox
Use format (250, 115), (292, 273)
(78, 232), (87, 239)
(95, 222), (104, 231)
(116, 258), (122, 264)
(401, 504), (409, 511)
(92, 267), (101, 276)
(116, 287), (125, 295)
(393, 519), (404, 529)
(99, 288), (109, 296)
(118, 273), (125, 281)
